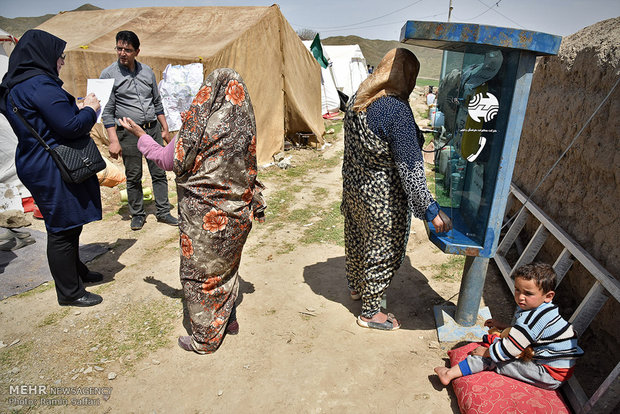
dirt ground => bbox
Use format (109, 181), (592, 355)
(0, 90), (514, 413)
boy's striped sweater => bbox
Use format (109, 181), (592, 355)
(489, 301), (584, 381)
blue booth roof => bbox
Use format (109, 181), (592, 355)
(400, 21), (561, 56)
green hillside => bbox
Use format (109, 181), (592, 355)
(323, 35), (442, 80)
(0, 4), (102, 37)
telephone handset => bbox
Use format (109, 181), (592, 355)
(467, 136), (487, 162)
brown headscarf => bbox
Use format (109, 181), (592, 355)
(352, 48), (420, 112)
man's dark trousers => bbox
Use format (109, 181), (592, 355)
(118, 121), (171, 218)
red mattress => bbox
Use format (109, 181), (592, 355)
(446, 342), (571, 414)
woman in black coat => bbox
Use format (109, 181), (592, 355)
(0, 29), (104, 307)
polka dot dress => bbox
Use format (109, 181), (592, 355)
(341, 95), (436, 318)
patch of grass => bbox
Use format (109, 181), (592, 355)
(320, 150), (344, 170)
(90, 280), (115, 295)
(281, 165), (306, 179)
(416, 107), (430, 120)
(324, 120), (343, 138)
(433, 171), (453, 206)
(256, 168), (279, 181)
(15, 281), (54, 299)
(267, 221), (285, 231)
(37, 308), (70, 327)
(258, 143), (343, 183)
(288, 208), (314, 225)
(300, 201), (344, 246)
(425, 163), (436, 196)
(0, 342), (33, 368)
(104, 210), (118, 220)
(245, 244), (260, 257)
(276, 242), (297, 255)
(312, 187), (329, 200)
(422, 131), (434, 147)
(426, 179), (436, 197)
(148, 234), (179, 251)
(266, 189), (295, 220)
(430, 255), (466, 281)
(252, 133), (346, 250)
(417, 77), (439, 88)
(92, 299), (179, 364)
(264, 184), (317, 230)
(283, 150), (343, 179)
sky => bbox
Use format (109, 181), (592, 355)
(1, 0), (619, 40)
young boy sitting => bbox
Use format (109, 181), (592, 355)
(434, 262), (583, 390)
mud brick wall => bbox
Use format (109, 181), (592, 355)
(510, 17), (619, 397)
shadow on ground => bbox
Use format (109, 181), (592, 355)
(144, 273), (255, 335)
(87, 237), (136, 284)
(482, 262), (516, 324)
(0, 233), (133, 299)
(303, 255), (448, 330)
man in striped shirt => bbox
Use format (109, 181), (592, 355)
(435, 263), (584, 390)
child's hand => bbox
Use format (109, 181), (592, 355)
(484, 319), (508, 330)
(468, 346), (489, 357)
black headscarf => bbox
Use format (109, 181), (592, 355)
(0, 29), (66, 114)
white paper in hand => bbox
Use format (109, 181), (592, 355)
(86, 78), (114, 123)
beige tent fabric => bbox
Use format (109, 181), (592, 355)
(278, 11), (325, 144)
(36, 5), (324, 165)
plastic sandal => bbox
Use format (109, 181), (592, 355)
(356, 313), (400, 331)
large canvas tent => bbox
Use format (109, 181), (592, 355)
(323, 45), (368, 98)
(35, 5), (324, 164)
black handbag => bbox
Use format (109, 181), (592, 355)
(11, 98), (106, 184)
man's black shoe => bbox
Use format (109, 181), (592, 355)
(58, 291), (103, 307)
(157, 213), (178, 226)
(81, 271), (104, 283)
(131, 215), (146, 230)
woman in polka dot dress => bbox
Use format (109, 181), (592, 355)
(342, 48), (452, 331)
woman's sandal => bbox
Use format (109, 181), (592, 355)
(356, 313), (400, 331)
(226, 319), (239, 335)
(350, 290), (361, 301)
(177, 336), (208, 354)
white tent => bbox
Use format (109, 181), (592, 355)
(0, 28), (17, 58)
(1, 46), (32, 213)
(323, 45), (368, 98)
(0, 28), (18, 77)
(302, 40), (340, 116)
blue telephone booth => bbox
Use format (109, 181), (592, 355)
(400, 21), (561, 339)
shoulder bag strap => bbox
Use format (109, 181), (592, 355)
(9, 94), (53, 152)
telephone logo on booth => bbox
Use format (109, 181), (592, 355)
(468, 92), (499, 123)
